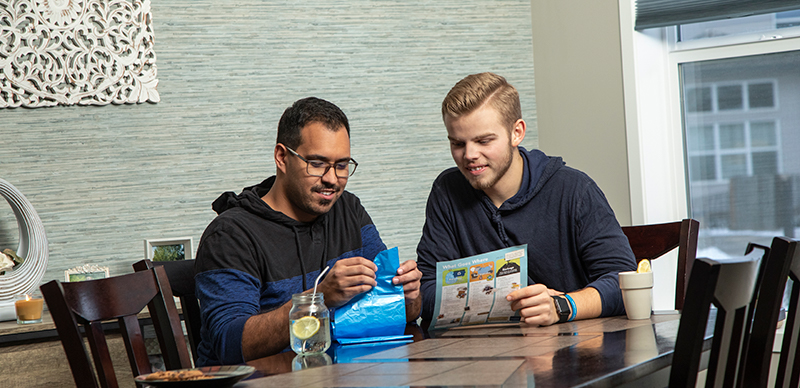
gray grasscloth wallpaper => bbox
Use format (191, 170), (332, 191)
(0, 0), (537, 284)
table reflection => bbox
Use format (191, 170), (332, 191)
(292, 353), (332, 371)
(241, 314), (699, 388)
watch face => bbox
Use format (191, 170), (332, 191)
(553, 296), (570, 322)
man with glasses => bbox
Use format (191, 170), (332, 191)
(195, 97), (422, 366)
(417, 73), (636, 329)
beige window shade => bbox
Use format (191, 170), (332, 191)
(635, 0), (800, 30)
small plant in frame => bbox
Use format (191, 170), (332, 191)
(144, 238), (194, 262)
(152, 244), (185, 262)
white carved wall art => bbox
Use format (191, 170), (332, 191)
(0, 0), (159, 108)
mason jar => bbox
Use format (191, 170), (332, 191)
(289, 293), (330, 354)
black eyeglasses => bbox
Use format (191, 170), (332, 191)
(285, 146), (358, 178)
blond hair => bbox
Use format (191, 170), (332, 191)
(441, 72), (521, 129)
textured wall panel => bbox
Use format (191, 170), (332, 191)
(0, 0), (536, 284)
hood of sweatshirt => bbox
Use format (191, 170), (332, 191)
(211, 176), (314, 226)
(497, 146), (565, 212)
(211, 176), (328, 289)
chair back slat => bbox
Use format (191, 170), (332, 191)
(149, 265), (194, 369)
(708, 255), (761, 388)
(120, 314), (152, 376)
(64, 274), (159, 322)
(669, 258), (721, 388)
(85, 321), (117, 388)
(669, 252), (761, 388)
(779, 280), (800, 388)
(133, 259), (201, 365)
(41, 266), (192, 388)
(40, 280), (100, 388)
(622, 218), (700, 310)
(740, 237), (799, 388)
(773, 239), (800, 388)
(624, 222), (681, 259)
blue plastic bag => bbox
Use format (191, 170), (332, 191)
(331, 247), (410, 344)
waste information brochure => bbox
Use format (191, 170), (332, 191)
(431, 245), (528, 329)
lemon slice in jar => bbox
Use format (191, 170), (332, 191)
(637, 259), (651, 273)
(292, 316), (321, 340)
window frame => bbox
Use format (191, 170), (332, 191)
(619, 0), (800, 311)
(621, 0), (800, 226)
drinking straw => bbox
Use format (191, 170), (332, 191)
(302, 266), (330, 353)
(311, 266), (330, 307)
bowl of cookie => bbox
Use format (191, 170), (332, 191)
(135, 365), (255, 387)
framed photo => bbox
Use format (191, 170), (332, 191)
(144, 237), (194, 262)
(65, 265), (110, 282)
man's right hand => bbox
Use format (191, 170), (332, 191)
(315, 257), (377, 307)
(506, 284), (559, 326)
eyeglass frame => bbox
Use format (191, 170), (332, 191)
(284, 145), (358, 178)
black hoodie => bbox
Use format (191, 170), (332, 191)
(194, 177), (386, 366)
(417, 147), (637, 323)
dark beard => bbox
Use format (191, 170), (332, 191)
(311, 183), (339, 207)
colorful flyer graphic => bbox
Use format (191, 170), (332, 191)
(431, 245), (528, 330)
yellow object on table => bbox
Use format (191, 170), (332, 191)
(14, 294), (43, 324)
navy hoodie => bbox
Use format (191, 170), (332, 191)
(417, 147), (636, 323)
(194, 177), (386, 366)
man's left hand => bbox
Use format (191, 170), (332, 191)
(393, 259), (421, 301)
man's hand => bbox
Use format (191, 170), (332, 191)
(315, 257), (377, 307)
(393, 259), (422, 322)
(506, 284), (559, 326)
(393, 259), (422, 301)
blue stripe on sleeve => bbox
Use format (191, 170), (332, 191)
(196, 268), (261, 365)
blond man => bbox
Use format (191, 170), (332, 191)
(417, 73), (636, 327)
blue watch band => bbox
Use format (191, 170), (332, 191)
(564, 294), (577, 322)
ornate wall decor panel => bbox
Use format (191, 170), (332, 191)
(0, 0), (158, 108)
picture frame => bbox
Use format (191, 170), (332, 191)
(144, 237), (194, 262)
(64, 264), (110, 282)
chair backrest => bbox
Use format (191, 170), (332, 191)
(740, 237), (800, 388)
(669, 252), (762, 388)
(622, 218), (700, 310)
(41, 266), (192, 388)
(777, 247), (800, 388)
(133, 258), (201, 364)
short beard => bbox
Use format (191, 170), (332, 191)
(466, 143), (514, 191)
(311, 183), (338, 207)
(285, 180), (342, 219)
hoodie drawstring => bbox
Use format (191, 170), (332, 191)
(293, 222), (331, 291)
(293, 225), (308, 290)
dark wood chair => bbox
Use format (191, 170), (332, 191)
(776, 247), (800, 388)
(739, 237), (800, 388)
(668, 251), (762, 388)
(622, 218), (700, 310)
(41, 266), (192, 388)
(133, 259), (202, 364)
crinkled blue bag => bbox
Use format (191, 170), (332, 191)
(331, 247), (410, 344)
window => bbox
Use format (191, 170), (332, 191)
(680, 51), (796, 241)
(629, 9), (800, 260)
(684, 79), (781, 184)
(626, 2), (800, 311)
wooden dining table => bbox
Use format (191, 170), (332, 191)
(238, 311), (708, 387)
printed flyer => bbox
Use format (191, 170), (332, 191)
(431, 245), (528, 330)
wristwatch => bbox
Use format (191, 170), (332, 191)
(552, 295), (571, 323)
